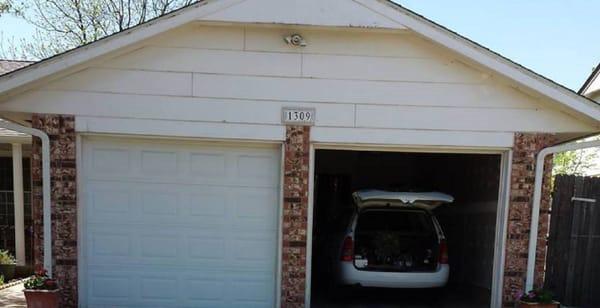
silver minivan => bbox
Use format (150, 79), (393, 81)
(336, 190), (453, 288)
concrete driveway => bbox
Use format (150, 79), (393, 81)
(0, 283), (26, 308)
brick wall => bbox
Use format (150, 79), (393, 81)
(503, 133), (555, 306)
(31, 114), (78, 307)
(281, 126), (310, 308)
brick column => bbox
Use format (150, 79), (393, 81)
(31, 114), (78, 307)
(281, 126), (310, 308)
(503, 133), (555, 306)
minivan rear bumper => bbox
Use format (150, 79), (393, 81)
(338, 263), (450, 288)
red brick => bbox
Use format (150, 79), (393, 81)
(32, 114), (78, 308)
(281, 126), (310, 307)
(503, 133), (555, 306)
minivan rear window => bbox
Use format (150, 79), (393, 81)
(356, 210), (435, 235)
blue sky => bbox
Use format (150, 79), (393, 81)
(1, 1), (599, 91)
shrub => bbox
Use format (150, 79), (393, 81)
(0, 250), (16, 265)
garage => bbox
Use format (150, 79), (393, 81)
(81, 137), (281, 307)
(310, 149), (505, 307)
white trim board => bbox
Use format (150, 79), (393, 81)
(0, 0), (598, 126)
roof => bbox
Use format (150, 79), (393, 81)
(0, 118), (31, 142)
(579, 63), (600, 95)
(0, 0), (599, 125)
(0, 61), (34, 141)
(0, 60), (33, 76)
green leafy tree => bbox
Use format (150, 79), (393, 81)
(553, 136), (600, 176)
(2, 0), (197, 60)
(0, 1), (12, 15)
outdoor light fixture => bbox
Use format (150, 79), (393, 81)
(284, 34), (307, 47)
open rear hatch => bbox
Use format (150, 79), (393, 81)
(353, 190), (454, 211)
(351, 190), (453, 273)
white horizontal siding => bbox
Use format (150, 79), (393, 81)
(355, 105), (593, 132)
(148, 24), (245, 50)
(4, 90), (355, 127)
(44, 68), (192, 97)
(199, 0), (405, 29)
(102, 47), (302, 77)
(244, 27), (440, 58)
(1, 24), (596, 142)
(302, 54), (487, 83)
(190, 73), (539, 109)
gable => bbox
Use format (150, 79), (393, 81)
(0, 24), (595, 140)
(0, 0), (598, 135)
(198, 0), (406, 29)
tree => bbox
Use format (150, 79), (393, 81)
(0, 1), (12, 15)
(2, 0), (197, 60)
(553, 136), (600, 176)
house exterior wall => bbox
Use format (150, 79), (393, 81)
(11, 23), (592, 308)
(1, 24), (596, 146)
(503, 133), (555, 306)
(31, 114), (78, 307)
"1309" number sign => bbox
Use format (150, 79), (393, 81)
(282, 108), (316, 125)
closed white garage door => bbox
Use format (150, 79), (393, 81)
(82, 137), (280, 307)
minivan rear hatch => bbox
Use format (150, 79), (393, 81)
(352, 190), (454, 211)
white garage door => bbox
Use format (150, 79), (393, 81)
(82, 137), (280, 307)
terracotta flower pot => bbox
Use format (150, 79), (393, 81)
(517, 301), (560, 308)
(23, 289), (61, 308)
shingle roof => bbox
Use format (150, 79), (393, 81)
(579, 63), (600, 95)
(0, 60), (33, 76)
(0, 61), (34, 141)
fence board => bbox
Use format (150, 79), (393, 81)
(545, 175), (600, 307)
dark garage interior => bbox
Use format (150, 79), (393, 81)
(311, 149), (502, 307)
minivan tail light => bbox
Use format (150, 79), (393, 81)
(439, 240), (449, 264)
(341, 236), (354, 262)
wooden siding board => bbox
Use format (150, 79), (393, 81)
(2, 90), (355, 127)
(244, 27), (438, 58)
(355, 104), (593, 132)
(101, 47), (303, 77)
(190, 73), (542, 109)
(43, 68), (192, 97)
(147, 24), (245, 50)
(302, 54), (488, 83)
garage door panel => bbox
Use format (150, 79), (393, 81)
(85, 140), (279, 187)
(87, 267), (275, 307)
(83, 138), (280, 307)
(87, 183), (279, 230)
(89, 231), (276, 271)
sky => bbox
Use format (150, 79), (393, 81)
(0, 1), (600, 91)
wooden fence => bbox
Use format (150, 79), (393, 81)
(545, 175), (600, 307)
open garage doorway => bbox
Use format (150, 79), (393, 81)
(309, 149), (505, 307)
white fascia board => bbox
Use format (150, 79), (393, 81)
(358, 0), (600, 123)
(0, 0), (246, 95)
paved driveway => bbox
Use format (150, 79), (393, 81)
(0, 283), (26, 308)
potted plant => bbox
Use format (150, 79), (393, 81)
(0, 250), (16, 281)
(516, 289), (560, 308)
(23, 268), (60, 308)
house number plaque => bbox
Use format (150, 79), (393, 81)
(282, 107), (316, 125)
